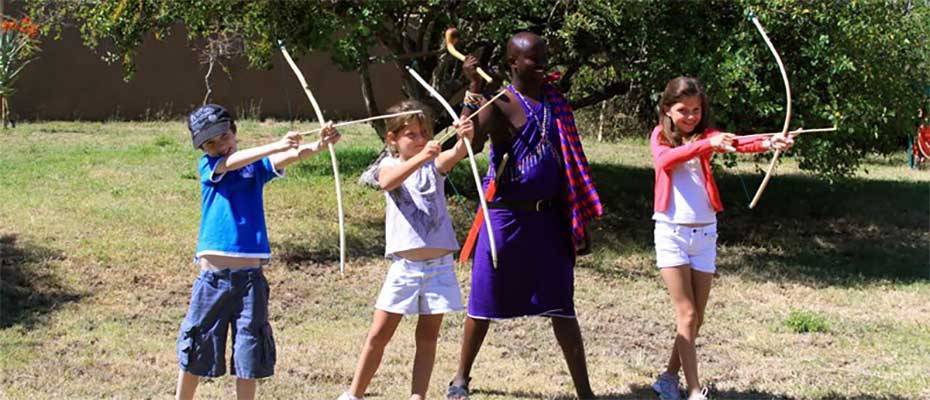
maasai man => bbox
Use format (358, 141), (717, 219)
(446, 32), (602, 400)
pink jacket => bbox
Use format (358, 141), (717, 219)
(650, 125), (768, 213)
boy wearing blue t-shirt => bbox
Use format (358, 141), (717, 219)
(176, 104), (340, 400)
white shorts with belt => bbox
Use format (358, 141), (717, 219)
(654, 220), (718, 273)
(375, 254), (464, 315)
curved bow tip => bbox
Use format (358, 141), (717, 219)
(745, 9), (757, 21)
(445, 27), (460, 46)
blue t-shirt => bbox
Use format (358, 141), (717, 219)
(195, 154), (283, 260)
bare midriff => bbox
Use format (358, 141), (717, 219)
(393, 247), (454, 261)
(676, 222), (714, 228)
(199, 254), (263, 271)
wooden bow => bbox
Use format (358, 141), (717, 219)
(748, 11), (792, 209)
(406, 66), (499, 269)
(278, 42), (347, 274)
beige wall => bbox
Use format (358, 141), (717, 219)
(16, 25), (405, 121)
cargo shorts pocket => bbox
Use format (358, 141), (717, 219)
(260, 322), (276, 368)
(177, 322), (210, 373)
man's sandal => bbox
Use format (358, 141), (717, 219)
(446, 378), (471, 400)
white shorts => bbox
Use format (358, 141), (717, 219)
(654, 220), (718, 273)
(375, 254), (464, 315)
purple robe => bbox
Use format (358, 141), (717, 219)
(468, 85), (576, 319)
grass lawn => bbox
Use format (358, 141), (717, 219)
(1, 121), (928, 399)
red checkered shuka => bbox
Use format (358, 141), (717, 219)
(543, 84), (603, 247)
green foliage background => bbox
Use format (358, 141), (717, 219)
(25, 0), (930, 179)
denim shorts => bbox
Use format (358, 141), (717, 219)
(654, 221), (718, 273)
(176, 267), (275, 379)
(375, 254), (464, 315)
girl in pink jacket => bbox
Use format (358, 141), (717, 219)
(649, 77), (792, 400)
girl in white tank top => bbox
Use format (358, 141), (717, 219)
(649, 77), (793, 400)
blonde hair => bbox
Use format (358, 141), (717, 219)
(384, 100), (434, 156)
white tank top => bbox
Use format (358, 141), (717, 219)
(652, 158), (717, 224)
(377, 157), (459, 257)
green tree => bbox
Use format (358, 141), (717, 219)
(559, 0), (930, 179)
(27, 0), (930, 178)
(27, 0), (559, 138)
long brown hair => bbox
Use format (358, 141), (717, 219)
(384, 100), (434, 156)
(656, 76), (710, 147)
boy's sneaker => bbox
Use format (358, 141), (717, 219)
(651, 372), (681, 400)
(687, 387), (710, 400)
(337, 392), (363, 400)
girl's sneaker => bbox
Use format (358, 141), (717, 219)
(337, 392), (363, 400)
(651, 372), (681, 400)
(687, 387), (710, 400)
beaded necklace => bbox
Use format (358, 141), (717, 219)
(509, 86), (556, 183)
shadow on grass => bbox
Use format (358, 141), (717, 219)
(0, 233), (84, 329)
(814, 396), (915, 400)
(283, 156), (928, 286)
(275, 221), (384, 270)
(588, 163), (929, 286)
(467, 387), (656, 399)
(468, 387), (645, 400)
(472, 385), (913, 399)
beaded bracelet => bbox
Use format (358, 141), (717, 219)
(464, 90), (485, 104)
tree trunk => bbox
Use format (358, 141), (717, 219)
(358, 56), (385, 141)
(2, 96), (7, 129)
(202, 59), (214, 106)
(357, 51), (389, 189)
